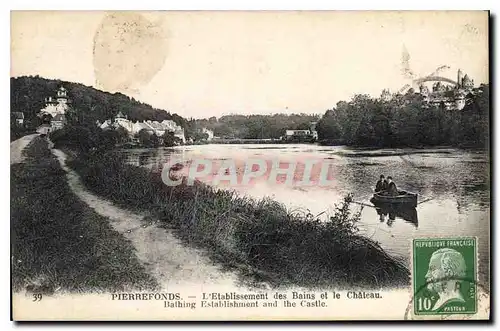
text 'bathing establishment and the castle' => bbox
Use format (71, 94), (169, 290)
(111, 291), (383, 310)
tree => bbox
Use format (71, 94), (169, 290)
(162, 131), (182, 147)
(295, 122), (311, 130)
(316, 109), (342, 143)
(115, 126), (130, 144)
(137, 129), (155, 147)
(192, 131), (209, 142)
(316, 85), (489, 148)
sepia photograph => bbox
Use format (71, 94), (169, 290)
(10, 9), (490, 321)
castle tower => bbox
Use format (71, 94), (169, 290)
(56, 86), (68, 104)
(380, 88), (392, 101)
(457, 69), (463, 88)
(53, 86), (70, 115)
(44, 96), (57, 105)
(419, 84), (429, 96)
(462, 74), (474, 91)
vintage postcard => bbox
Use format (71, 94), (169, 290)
(10, 10), (490, 321)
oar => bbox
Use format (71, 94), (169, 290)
(418, 197), (434, 205)
(314, 199), (376, 218)
(352, 200), (377, 209)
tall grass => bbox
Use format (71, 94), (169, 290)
(11, 138), (158, 293)
(68, 151), (410, 289)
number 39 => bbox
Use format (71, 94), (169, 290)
(32, 294), (42, 302)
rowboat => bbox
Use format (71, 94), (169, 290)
(370, 190), (418, 208)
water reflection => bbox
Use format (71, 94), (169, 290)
(374, 204), (418, 228)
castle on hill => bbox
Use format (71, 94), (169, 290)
(382, 69), (477, 110)
(419, 69), (475, 110)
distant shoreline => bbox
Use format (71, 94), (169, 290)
(118, 140), (488, 152)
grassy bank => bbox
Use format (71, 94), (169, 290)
(65, 148), (410, 289)
(11, 127), (35, 142)
(11, 137), (157, 293)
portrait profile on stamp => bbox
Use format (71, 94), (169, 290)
(412, 237), (477, 315)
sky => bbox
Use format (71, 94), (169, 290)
(11, 11), (489, 119)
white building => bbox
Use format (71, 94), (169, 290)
(285, 129), (318, 141)
(202, 128), (214, 141)
(12, 112), (24, 126)
(39, 86), (70, 131)
(51, 113), (66, 131)
(285, 129), (311, 137)
(40, 87), (70, 117)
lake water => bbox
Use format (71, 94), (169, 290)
(120, 144), (490, 286)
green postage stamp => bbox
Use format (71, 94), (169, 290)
(412, 237), (477, 315)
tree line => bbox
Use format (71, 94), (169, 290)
(12, 75), (489, 149)
(193, 113), (320, 139)
(316, 84), (489, 148)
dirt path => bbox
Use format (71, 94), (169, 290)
(10, 134), (39, 164)
(51, 148), (241, 290)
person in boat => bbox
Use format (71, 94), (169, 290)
(375, 175), (388, 193)
(386, 176), (399, 196)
